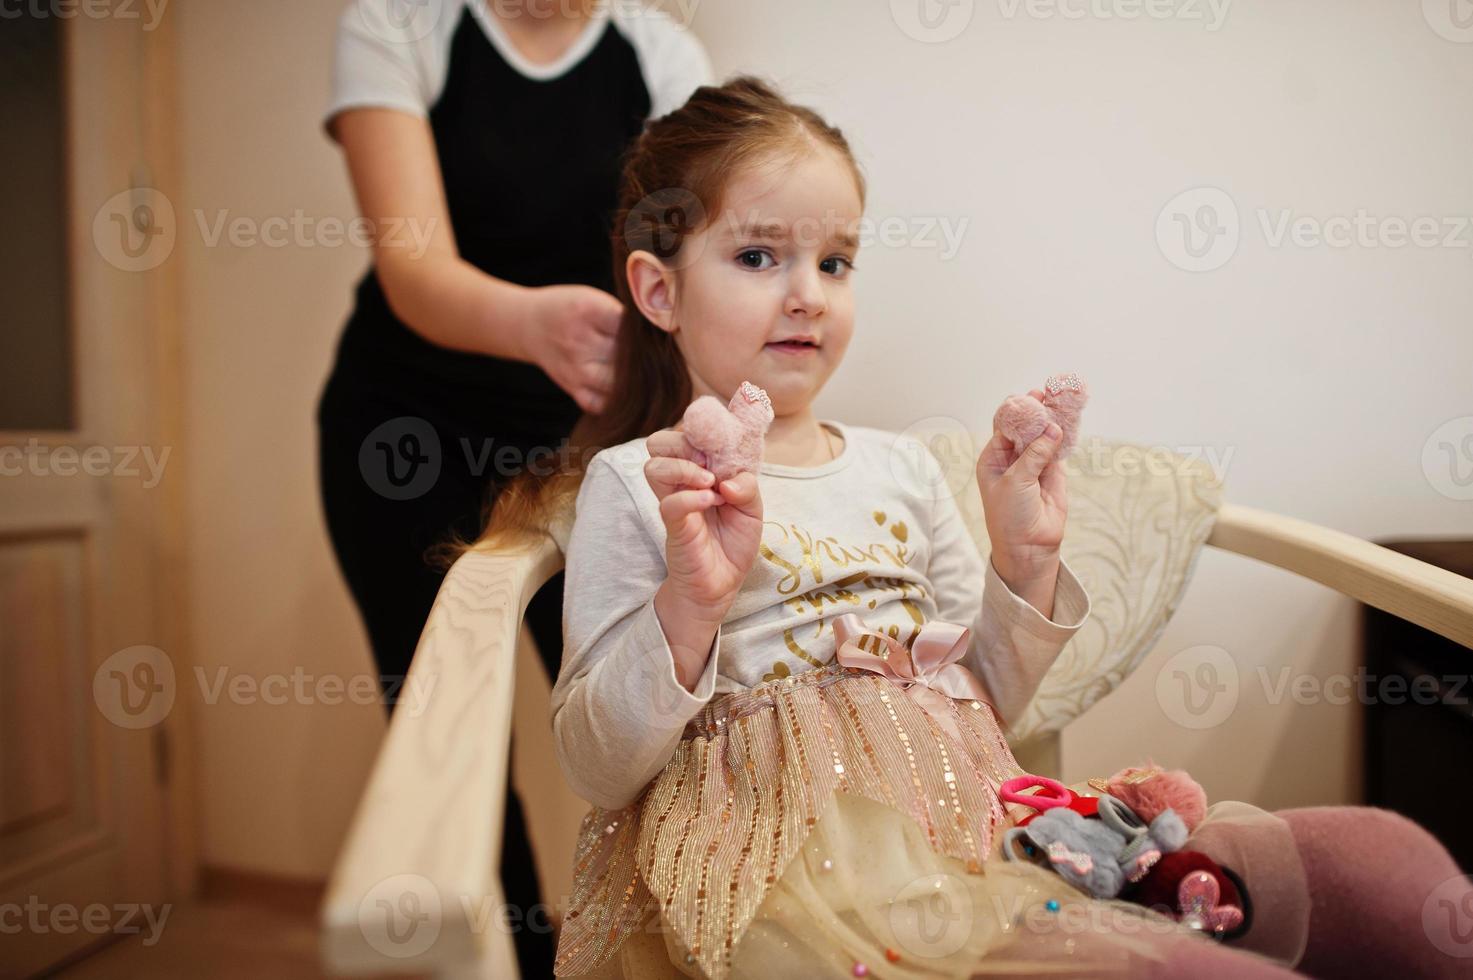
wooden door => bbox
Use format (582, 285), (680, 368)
(0, 9), (192, 976)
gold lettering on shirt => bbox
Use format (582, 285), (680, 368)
(778, 582), (931, 666)
(757, 515), (925, 677)
(760, 519), (914, 595)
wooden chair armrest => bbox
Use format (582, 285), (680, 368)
(320, 534), (564, 975)
(1208, 503), (1473, 649)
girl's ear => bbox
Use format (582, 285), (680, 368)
(625, 250), (677, 333)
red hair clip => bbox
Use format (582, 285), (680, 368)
(999, 774), (1100, 826)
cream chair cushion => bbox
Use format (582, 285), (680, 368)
(948, 438), (1224, 743)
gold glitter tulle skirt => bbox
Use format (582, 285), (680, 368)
(552, 663), (1310, 979)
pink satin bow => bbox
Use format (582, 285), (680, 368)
(831, 613), (992, 741)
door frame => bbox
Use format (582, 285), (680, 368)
(0, 10), (196, 973)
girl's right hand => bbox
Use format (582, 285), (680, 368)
(643, 427), (765, 627)
(525, 284), (623, 414)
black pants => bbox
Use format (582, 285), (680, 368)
(316, 362), (571, 979)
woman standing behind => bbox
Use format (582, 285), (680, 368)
(318, 1), (711, 973)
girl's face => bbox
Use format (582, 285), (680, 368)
(631, 146), (864, 417)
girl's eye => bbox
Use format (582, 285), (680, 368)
(821, 256), (856, 277)
(736, 249), (775, 270)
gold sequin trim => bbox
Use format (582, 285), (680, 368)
(552, 661), (1026, 979)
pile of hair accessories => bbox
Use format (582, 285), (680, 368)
(999, 764), (1252, 941)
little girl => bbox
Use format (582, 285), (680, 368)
(481, 77), (1470, 979)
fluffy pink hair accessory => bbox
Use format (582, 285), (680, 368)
(680, 381), (775, 482)
(1106, 760), (1208, 834)
(993, 372), (1089, 467)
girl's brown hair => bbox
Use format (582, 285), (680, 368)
(453, 75), (867, 558)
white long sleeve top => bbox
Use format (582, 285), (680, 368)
(549, 419), (1091, 810)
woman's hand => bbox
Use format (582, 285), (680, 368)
(643, 427), (765, 630)
(976, 388), (1069, 592)
(526, 284), (623, 414)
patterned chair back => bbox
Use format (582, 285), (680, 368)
(946, 435), (1224, 743)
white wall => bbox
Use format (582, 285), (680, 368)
(688, 0), (1473, 808)
(175, 0), (586, 889)
(175, 0), (382, 876)
(173, 0), (1472, 880)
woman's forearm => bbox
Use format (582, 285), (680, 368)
(375, 251), (535, 362)
(333, 109), (538, 363)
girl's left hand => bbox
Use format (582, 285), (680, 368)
(976, 388), (1068, 586)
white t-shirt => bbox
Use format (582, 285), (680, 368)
(319, 1), (714, 397)
(325, 0), (713, 139)
(551, 420), (1093, 810)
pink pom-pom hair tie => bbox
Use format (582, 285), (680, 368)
(992, 372), (1089, 468)
(1102, 760), (1208, 834)
(680, 380), (775, 482)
